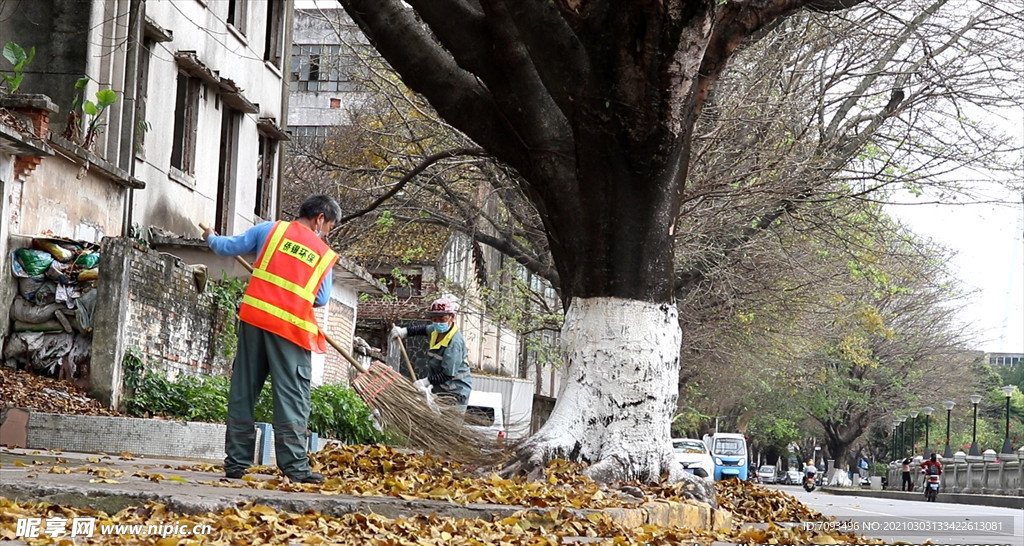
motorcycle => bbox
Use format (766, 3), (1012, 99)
(803, 472), (817, 492)
(924, 473), (940, 502)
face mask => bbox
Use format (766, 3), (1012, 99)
(433, 322), (451, 334)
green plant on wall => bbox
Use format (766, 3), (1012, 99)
(65, 77), (119, 150)
(1, 41), (35, 94)
(206, 273), (248, 362)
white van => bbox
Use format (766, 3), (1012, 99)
(465, 390), (506, 444)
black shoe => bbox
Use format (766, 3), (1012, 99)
(286, 472), (324, 484)
(225, 469), (245, 479)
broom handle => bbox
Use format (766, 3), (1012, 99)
(199, 222), (368, 373)
(396, 336), (417, 381)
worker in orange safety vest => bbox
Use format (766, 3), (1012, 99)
(203, 195), (340, 484)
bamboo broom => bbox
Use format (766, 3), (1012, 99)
(198, 223), (489, 463)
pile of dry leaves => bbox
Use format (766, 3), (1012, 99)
(0, 497), (880, 545)
(0, 366), (117, 416)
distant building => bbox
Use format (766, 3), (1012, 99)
(988, 352), (1023, 367)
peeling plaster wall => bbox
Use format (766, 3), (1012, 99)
(0, 152), (14, 344)
(14, 159), (125, 242)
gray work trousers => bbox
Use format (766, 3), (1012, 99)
(224, 322), (313, 477)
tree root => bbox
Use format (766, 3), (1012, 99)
(498, 435), (717, 506)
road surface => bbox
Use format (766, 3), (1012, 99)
(774, 484), (1023, 545)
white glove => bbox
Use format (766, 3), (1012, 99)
(413, 377), (437, 411)
(389, 324), (407, 339)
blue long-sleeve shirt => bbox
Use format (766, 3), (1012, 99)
(207, 221), (333, 306)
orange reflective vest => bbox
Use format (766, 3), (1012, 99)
(238, 221), (338, 352)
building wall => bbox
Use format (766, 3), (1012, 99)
(91, 237), (227, 408)
(288, 8), (362, 129)
(133, 1), (293, 237)
(319, 297), (356, 385)
(0, 1), (93, 137)
(0, 152), (14, 344)
(13, 153), (125, 242)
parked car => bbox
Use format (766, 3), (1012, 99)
(757, 465), (777, 484)
(464, 391), (506, 444)
(781, 469), (802, 485)
(671, 438), (714, 478)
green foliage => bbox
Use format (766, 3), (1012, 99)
(308, 383), (390, 444)
(748, 413), (801, 452)
(122, 349), (230, 422)
(375, 210), (395, 232)
(671, 402), (712, 439)
(69, 77), (119, 149)
(1, 41), (35, 93)
(205, 273), (248, 360)
(122, 349), (387, 444)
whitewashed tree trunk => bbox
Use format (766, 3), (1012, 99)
(507, 297), (715, 503)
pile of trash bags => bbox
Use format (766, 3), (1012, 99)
(3, 237), (99, 384)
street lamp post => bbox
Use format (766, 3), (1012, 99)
(898, 415), (908, 458)
(922, 406), (934, 458)
(1001, 385), (1017, 454)
(943, 401), (955, 458)
(909, 410), (919, 456)
(969, 394), (982, 456)
(891, 420), (898, 461)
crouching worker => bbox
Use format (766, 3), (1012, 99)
(203, 194), (341, 484)
(389, 298), (472, 411)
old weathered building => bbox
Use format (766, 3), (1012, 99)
(0, 0), (382, 408)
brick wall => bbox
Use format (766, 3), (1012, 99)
(120, 241), (227, 377)
(321, 300), (354, 384)
(92, 237), (228, 407)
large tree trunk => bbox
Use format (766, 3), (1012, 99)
(337, 0), (868, 493)
(504, 297), (715, 502)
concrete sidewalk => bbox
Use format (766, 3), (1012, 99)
(0, 447), (730, 532)
(821, 486), (1024, 509)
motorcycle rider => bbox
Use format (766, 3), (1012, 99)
(920, 453), (943, 500)
(920, 453), (943, 477)
(803, 460), (817, 484)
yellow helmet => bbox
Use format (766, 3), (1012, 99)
(807, 460), (813, 465)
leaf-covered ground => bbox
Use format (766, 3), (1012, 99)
(2, 370), (882, 543)
(0, 495), (882, 545)
(0, 366), (117, 416)
(2, 445), (886, 545)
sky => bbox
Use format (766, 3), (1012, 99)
(887, 101), (1024, 355)
(889, 192), (1023, 355)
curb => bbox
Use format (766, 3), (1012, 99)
(0, 410), (328, 464)
(0, 473), (730, 533)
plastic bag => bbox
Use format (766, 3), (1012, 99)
(75, 251), (100, 268)
(77, 267), (99, 282)
(34, 239), (75, 262)
(14, 248), (54, 276)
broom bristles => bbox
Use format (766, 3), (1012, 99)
(352, 362), (493, 464)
